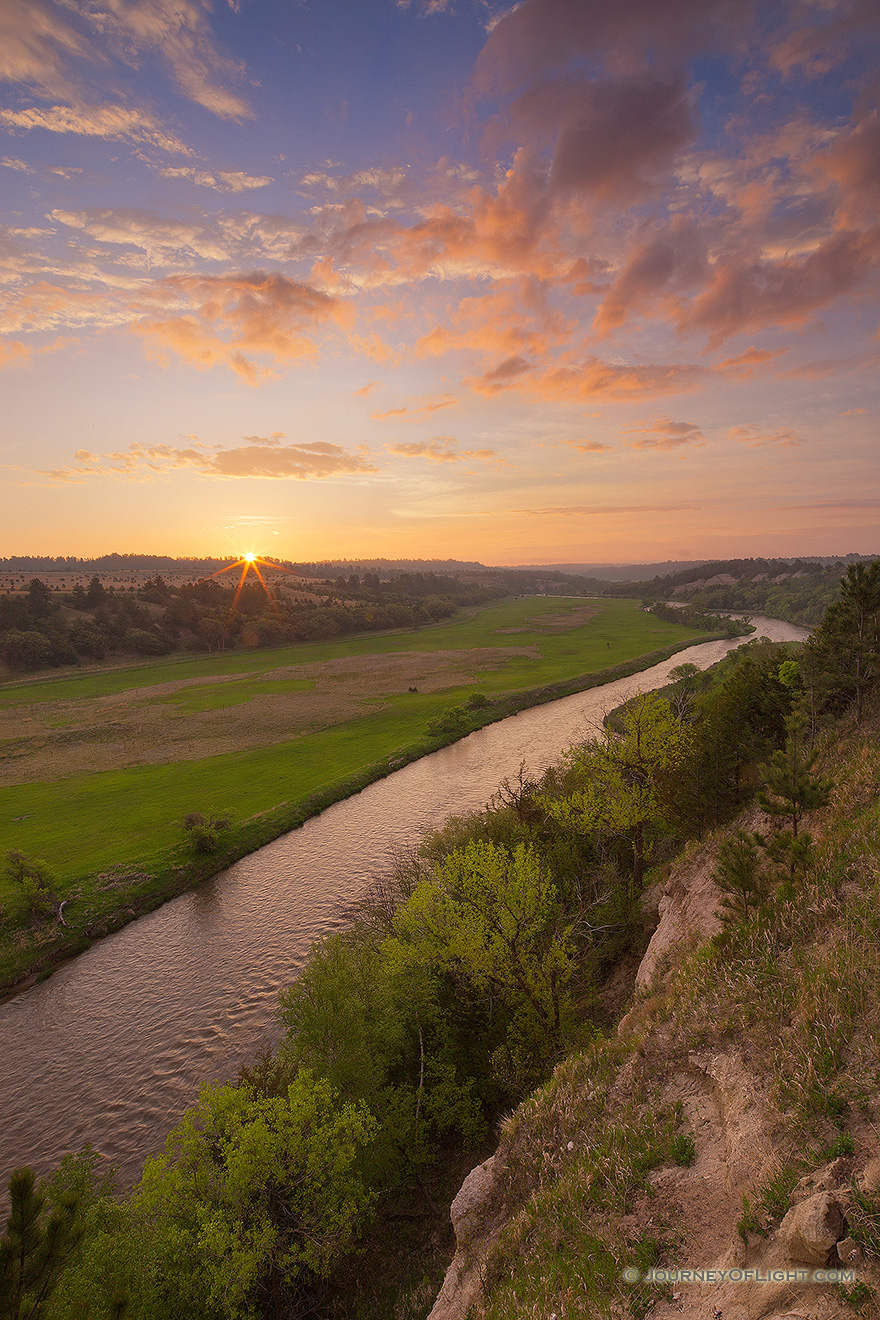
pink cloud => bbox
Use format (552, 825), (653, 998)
(134, 271), (347, 381)
(593, 217), (708, 335)
(626, 418), (706, 449)
(726, 424), (803, 447)
(512, 74), (695, 204)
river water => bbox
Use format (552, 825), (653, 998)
(0, 617), (807, 1192)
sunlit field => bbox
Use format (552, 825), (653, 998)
(0, 597), (702, 882)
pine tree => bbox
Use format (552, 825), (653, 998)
(713, 831), (768, 923)
(756, 713), (832, 838)
(0, 1167), (80, 1320)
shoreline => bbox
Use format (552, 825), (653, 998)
(0, 628), (742, 999)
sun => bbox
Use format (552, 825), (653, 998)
(208, 552), (295, 615)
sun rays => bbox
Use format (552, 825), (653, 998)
(209, 554), (294, 614)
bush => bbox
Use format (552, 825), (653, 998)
(2, 850), (59, 926)
(182, 812), (231, 854)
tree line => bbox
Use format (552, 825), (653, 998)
(0, 573), (505, 673)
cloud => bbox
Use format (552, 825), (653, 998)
(468, 354), (533, 394)
(679, 227), (880, 345)
(0, 0), (86, 98)
(133, 270), (347, 380)
(842, 407), (867, 415)
(159, 167), (273, 192)
(473, 355), (708, 402)
(387, 438), (498, 463)
(716, 346), (788, 375)
(0, 104), (192, 155)
(726, 424), (803, 447)
(371, 394), (458, 421)
(565, 439), (611, 453)
(40, 434), (377, 482)
(626, 417), (705, 449)
(0, 339), (32, 368)
(474, 0), (756, 94)
(356, 380), (379, 396)
(512, 73), (695, 204)
(514, 501), (703, 517)
(417, 281), (572, 361)
(593, 218), (708, 335)
(68, 0), (251, 120)
(51, 206), (229, 261)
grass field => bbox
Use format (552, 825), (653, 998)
(0, 596), (713, 987)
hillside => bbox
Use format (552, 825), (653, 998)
(428, 707), (880, 1320)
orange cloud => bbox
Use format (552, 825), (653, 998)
(472, 355), (707, 402)
(387, 439), (498, 464)
(0, 339), (32, 368)
(39, 435), (377, 482)
(726, 424), (803, 448)
(565, 439), (611, 453)
(371, 394), (458, 422)
(134, 271), (348, 381)
(416, 280), (572, 361)
(626, 418), (705, 449)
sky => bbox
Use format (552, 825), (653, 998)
(1, 0), (878, 565)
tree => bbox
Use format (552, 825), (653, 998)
(549, 693), (690, 892)
(809, 560), (880, 723)
(713, 831), (769, 923)
(128, 1075), (376, 1320)
(2, 631), (52, 672)
(0, 1167), (81, 1320)
(387, 840), (576, 1083)
(755, 712), (832, 885)
(667, 662), (702, 721)
(1, 852), (59, 927)
(756, 713), (832, 839)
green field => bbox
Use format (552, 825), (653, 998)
(0, 596), (714, 986)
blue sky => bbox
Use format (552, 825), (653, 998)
(1, 0), (878, 563)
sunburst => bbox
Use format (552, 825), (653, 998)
(209, 554), (295, 615)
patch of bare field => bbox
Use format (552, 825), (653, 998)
(0, 645), (536, 784)
(494, 605), (599, 633)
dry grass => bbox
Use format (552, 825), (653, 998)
(0, 646), (533, 784)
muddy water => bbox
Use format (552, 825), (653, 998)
(0, 617), (807, 1191)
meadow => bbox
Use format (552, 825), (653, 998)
(0, 596), (711, 987)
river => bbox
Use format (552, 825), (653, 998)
(0, 617), (807, 1192)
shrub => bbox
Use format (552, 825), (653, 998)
(182, 812), (231, 854)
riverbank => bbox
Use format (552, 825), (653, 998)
(0, 628), (741, 997)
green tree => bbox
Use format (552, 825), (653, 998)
(713, 831), (769, 923)
(2, 631), (53, 672)
(809, 560), (880, 723)
(756, 713), (832, 839)
(387, 840), (576, 1084)
(2, 852), (59, 927)
(548, 694), (690, 892)
(0, 1167), (81, 1320)
(122, 1075), (375, 1320)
